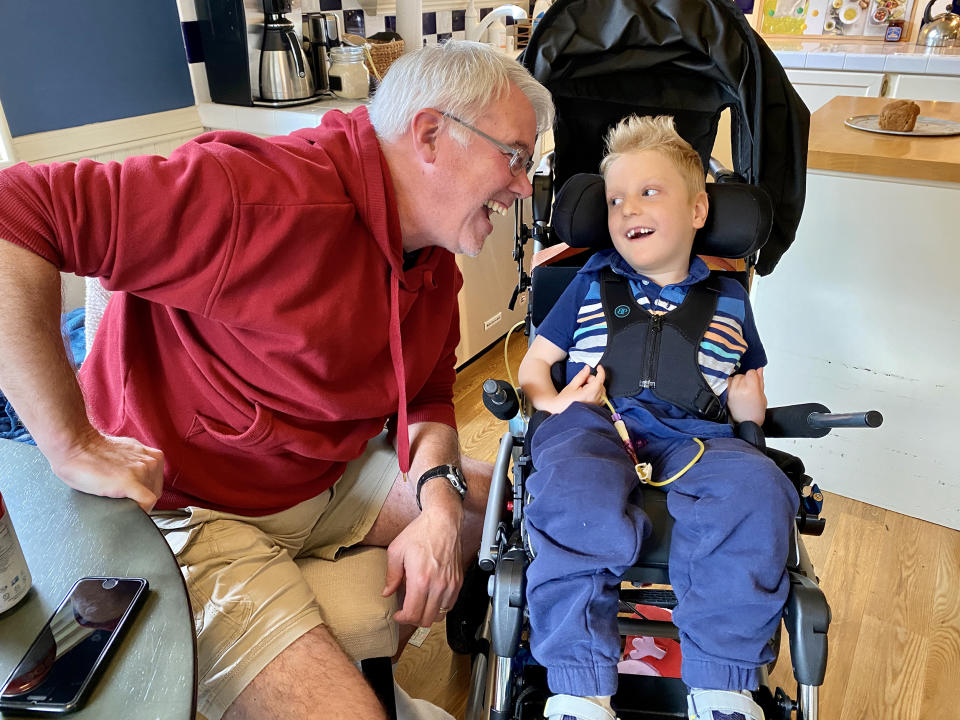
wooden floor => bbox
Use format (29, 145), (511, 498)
(395, 333), (960, 720)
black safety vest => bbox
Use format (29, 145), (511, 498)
(597, 269), (729, 423)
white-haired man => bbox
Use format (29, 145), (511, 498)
(0, 41), (553, 719)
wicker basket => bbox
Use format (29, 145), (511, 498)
(343, 34), (405, 81)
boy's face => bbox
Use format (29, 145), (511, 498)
(605, 149), (708, 284)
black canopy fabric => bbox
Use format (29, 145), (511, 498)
(522, 0), (809, 275)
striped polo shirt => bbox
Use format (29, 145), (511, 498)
(537, 250), (766, 413)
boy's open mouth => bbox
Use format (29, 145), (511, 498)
(626, 226), (655, 239)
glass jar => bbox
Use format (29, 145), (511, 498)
(328, 45), (369, 100)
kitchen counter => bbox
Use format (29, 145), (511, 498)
(197, 96), (367, 136)
(766, 38), (960, 74)
(807, 95), (960, 181)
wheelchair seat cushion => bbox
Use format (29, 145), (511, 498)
(551, 174), (773, 260)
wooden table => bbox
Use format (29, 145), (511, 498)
(0, 440), (196, 719)
(807, 95), (960, 182)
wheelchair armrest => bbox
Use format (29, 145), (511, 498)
(763, 404), (883, 438)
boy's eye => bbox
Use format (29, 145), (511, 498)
(609, 197), (623, 207)
(642, 188), (659, 197)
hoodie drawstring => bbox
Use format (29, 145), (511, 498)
(388, 272), (410, 478)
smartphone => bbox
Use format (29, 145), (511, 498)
(0, 577), (148, 715)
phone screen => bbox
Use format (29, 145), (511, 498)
(0, 577), (147, 714)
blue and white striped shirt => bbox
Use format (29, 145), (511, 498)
(536, 250), (767, 438)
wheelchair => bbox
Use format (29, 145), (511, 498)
(455, 172), (881, 720)
(443, 2), (883, 718)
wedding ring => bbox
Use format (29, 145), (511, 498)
(438, 607), (449, 614)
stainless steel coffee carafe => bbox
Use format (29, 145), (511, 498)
(260, 0), (314, 101)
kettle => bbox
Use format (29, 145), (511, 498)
(259, 0), (315, 102)
(916, 0), (960, 47)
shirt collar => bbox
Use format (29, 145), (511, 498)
(595, 250), (710, 289)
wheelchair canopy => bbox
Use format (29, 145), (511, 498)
(522, 0), (810, 274)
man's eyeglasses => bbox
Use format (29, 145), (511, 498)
(442, 113), (534, 177)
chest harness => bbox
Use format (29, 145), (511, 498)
(592, 269), (730, 486)
(596, 268), (730, 424)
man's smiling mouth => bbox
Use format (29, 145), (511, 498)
(484, 199), (509, 217)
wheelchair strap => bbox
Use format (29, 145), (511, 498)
(597, 269), (728, 423)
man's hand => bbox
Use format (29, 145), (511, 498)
(46, 430), (164, 513)
(727, 367), (767, 426)
(543, 364), (607, 415)
(382, 501), (463, 627)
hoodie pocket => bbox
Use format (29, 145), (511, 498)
(186, 402), (349, 460)
(188, 402), (286, 454)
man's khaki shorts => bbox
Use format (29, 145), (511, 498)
(152, 431), (400, 720)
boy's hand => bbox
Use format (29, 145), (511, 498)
(726, 367), (767, 426)
(546, 364), (607, 415)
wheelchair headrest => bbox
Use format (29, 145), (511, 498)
(551, 174), (773, 259)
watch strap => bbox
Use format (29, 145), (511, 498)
(415, 464), (467, 511)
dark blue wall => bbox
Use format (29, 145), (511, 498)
(0, 1), (195, 137)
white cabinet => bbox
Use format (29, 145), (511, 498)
(887, 73), (960, 102)
(454, 204), (528, 366)
(784, 69), (888, 112)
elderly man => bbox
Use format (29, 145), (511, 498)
(0, 41), (553, 720)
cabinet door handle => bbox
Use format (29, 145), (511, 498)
(880, 74), (889, 97)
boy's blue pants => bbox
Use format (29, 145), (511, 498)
(524, 402), (798, 697)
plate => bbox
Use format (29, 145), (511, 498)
(844, 114), (960, 136)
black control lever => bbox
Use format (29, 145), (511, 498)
(483, 379), (520, 420)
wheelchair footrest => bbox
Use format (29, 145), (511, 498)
(620, 587), (678, 609)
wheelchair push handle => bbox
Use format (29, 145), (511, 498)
(763, 403), (884, 438)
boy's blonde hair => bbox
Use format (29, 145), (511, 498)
(599, 115), (705, 199)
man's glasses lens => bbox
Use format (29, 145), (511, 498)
(509, 151), (534, 176)
(443, 113), (533, 177)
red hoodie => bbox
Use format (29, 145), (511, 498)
(0, 107), (461, 514)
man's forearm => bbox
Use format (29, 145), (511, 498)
(404, 421), (464, 513)
(0, 240), (93, 458)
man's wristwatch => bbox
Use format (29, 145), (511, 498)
(415, 464), (467, 511)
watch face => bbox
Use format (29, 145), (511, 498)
(447, 467), (467, 495)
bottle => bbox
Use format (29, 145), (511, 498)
(489, 17), (508, 51)
(465, 0), (480, 41)
(884, 17), (904, 42)
(327, 45), (370, 100)
(0, 490), (31, 613)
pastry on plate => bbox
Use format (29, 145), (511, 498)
(879, 99), (921, 132)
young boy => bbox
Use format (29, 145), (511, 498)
(517, 115), (798, 720)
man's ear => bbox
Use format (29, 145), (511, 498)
(691, 190), (709, 230)
(409, 109), (444, 165)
